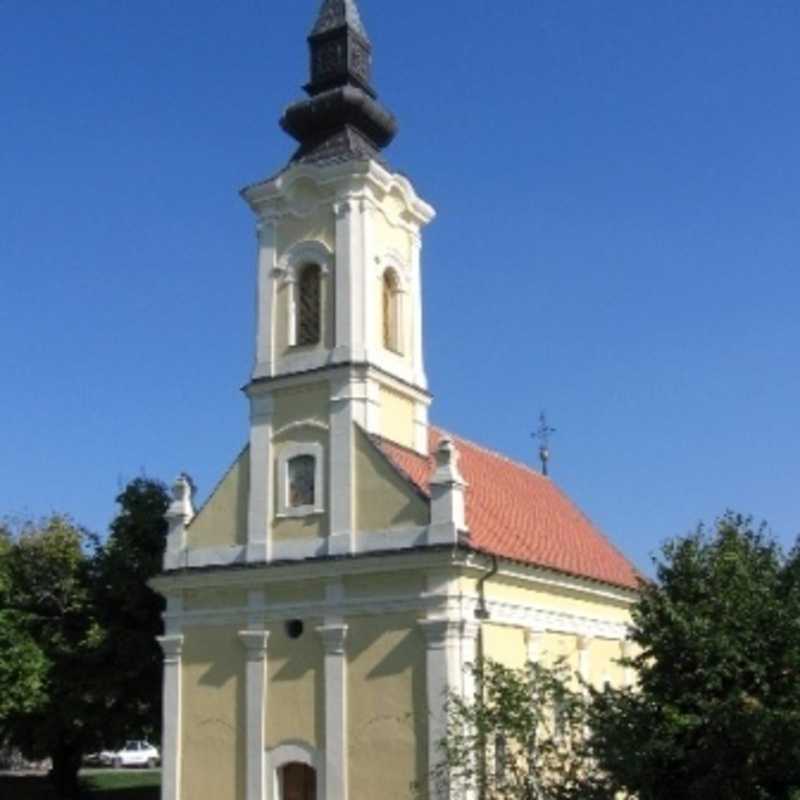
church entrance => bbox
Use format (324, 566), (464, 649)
(279, 762), (317, 800)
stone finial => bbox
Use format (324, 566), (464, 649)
(165, 473), (195, 558)
(428, 438), (469, 545)
(431, 438), (466, 487)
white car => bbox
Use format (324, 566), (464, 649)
(101, 740), (160, 768)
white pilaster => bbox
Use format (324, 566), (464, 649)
(577, 635), (591, 685)
(460, 621), (481, 701)
(158, 631), (184, 800)
(328, 376), (357, 554)
(525, 626), (546, 664)
(413, 399), (430, 456)
(317, 623), (349, 800)
(410, 232), (428, 389)
(420, 618), (462, 800)
(253, 217), (278, 379)
(333, 197), (367, 363)
(247, 391), (274, 563)
(239, 630), (270, 800)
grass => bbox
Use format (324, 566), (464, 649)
(0, 769), (160, 799)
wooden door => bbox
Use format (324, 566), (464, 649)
(281, 763), (316, 800)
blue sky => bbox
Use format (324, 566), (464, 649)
(1, 0), (797, 574)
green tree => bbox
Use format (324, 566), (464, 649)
(91, 478), (169, 745)
(0, 525), (47, 723)
(0, 516), (104, 799)
(0, 481), (169, 800)
(422, 658), (607, 800)
(589, 512), (800, 800)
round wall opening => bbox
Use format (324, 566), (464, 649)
(285, 619), (304, 639)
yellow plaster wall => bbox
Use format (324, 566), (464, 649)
(344, 572), (425, 599)
(182, 626), (246, 800)
(186, 447), (249, 549)
(183, 588), (247, 612)
(347, 612), (427, 800)
(272, 382), (329, 431)
(540, 632), (580, 676)
(354, 426), (428, 533)
(590, 637), (626, 689)
(265, 619), (324, 750)
(267, 583), (324, 606)
(482, 623), (528, 670)
(379, 385), (416, 449)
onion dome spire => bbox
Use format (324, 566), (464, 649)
(280, 0), (398, 165)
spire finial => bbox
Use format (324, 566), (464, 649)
(280, 0), (398, 165)
(311, 0), (368, 40)
(532, 412), (556, 476)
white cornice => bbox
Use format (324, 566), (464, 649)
(242, 159), (435, 229)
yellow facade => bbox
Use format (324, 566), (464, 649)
(346, 612), (428, 800)
(185, 448), (250, 549)
(181, 625), (247, 800)
(354, 426), (428, 533)
(378, 385), (416, 449)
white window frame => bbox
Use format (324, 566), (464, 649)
(375, 249), (411, 357)
(276, 241), (333, 349)
(277, 442), (325, 519)
(267, 741), (323, 800)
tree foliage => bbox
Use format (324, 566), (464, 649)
(0, 516), (103, 798)
(91, 478), (169, 744)
(424, 658), (606, 800)
(0, 525), (47, 722)
(0, 479), (169, 799)
(589, 512), (800, 800)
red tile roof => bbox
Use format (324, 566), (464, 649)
(374, 427), (640, 591)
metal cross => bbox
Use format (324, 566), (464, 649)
(532, 412), (556, 476)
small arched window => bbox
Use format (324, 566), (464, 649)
(382, 270), (401, 353)
(296, 264), (322, 346)
(287, 455), (315, 509)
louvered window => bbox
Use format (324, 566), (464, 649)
(297, 264), (321, 346)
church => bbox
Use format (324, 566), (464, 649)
(151, 2), (640, 799)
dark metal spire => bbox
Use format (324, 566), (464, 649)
(311, 0), (368, 39)
(532, 412), (556, 476)
(280, 0), (398, 165)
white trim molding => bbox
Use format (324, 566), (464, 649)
(267, 741), (324, 800)
(419, 618), (463, 800)
(247, 391), (275, 563)
(239, 630), (270, 800)
(157, 634), (184, 800)
(317, 624), (349, 800)
(276, 441), (325, 519)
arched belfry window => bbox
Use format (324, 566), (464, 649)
(382, 269), (402, 353)
(296, 264), (321, 346)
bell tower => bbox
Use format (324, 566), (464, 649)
(240, 0), (435, 562)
